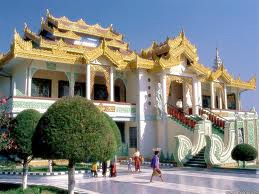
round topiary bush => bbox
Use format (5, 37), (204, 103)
(32, 96), (118, 162)
(32, 96), (119, 193)
(231, 143), (257, 167)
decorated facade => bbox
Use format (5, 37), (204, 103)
(0, 11), (258, 167)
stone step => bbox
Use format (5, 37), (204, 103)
(185, 163), (207, 168)
(188, 158), (205, 162)
(186, 161), (207, 165)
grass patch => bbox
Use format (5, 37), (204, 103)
(0, 161), (90, 172)
(0, 183), (67, 194)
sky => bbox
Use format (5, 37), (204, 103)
(0, 0), (258, 111)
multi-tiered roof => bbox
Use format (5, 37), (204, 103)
(0, 10), (256, 90)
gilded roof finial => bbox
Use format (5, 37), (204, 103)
(109, 24), (113, 31)
(24, 23), (28, 31)
(41, 17), (44, 24)
(180, 28), (185, 39)
(46, 9), (51, 17)
(213, 48), (223, 71)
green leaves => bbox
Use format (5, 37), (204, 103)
(11, 109), (41, 159)
(32, 96), (118, 163)
(231, 143), (258, 162)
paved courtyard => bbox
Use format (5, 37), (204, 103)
(1, 165), (259, 193)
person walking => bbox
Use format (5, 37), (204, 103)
(102, 161), (107, 177)
(91, 162), (98, 177)
(127, 157), (133, 173)
(133, 150), (142, 172)
(150, 149), (164, 182)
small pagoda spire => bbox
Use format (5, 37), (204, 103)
(213, 48), (223, 70)
(180, 28), (185, 39)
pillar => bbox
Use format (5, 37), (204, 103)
(182, 82), (188, 113)
(197, 80), (202, 107)
(86, 64), (91, 100)
(219, 89), (222, 109)
(161, 73), (167, 114)
(27, 67), (32, 97)
(69, 71), (75, 97)
(192, 77), (199, 115)
(236, 90), (240, 110)
(210, 82), (215, 109)
(224, 84), (228, 109)
(161, 73), (168, 154)
(110, 66), (114, 101)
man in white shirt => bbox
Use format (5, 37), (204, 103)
(176, 98), (183, 111)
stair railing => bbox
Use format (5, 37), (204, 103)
(167, 104), (196, 129)
(197, 105), (227, 130)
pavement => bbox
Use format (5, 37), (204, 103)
(1, 165), (259, 194)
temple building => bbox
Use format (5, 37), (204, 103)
(0, 11), (258, 167)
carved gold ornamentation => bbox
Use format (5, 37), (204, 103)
(46, 10), (122, 41)
(90, 64), (111, 97)
(41, 21), (81, 40)
(105, 39), (128, 50)
(129, 56), (155, 69)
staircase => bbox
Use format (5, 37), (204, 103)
(167, 105), (197, 130)
(185, 148), (207, 168)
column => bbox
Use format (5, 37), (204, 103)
(182, 82), (188, 113)
(27, 67), (32, 97)
(69, 71), (75, 97)
(192, 77), (199, 115)
(210, 82), (215, 109)
(219, 89), (222, 109)
(236, 90), (240, 110)
(161, 73), (167, 113)
(86, 64), (91, 100)
(109, 66), (114, 101)
(161, 73), (168, 154)
(197, 80), (202, 107)
(224, 84), (228, 109)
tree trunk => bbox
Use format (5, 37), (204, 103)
(68, 160), (75, 194)
(48, 160), (53, 173)
(243, 161), (245, 168)
(22, 157), (28, 190)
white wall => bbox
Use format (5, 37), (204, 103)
(167, 118), (195, 156)
(137, 69), (158, 157)
(12, 64), (27, 96)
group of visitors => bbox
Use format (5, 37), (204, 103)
(91, 160), (117, 178)
(90, 148), (163, 183)
(127, 150), (144, 173)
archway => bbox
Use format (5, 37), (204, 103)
(92, 72), (108, 100)
(114, 78), (126, 102)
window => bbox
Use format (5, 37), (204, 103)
(58, 81), (69, 98)
(58, 81), (86, 98)
(75, 82), (86, 97)
(202, 95), (211, 108)
(31, 78), (51, 97)
(129, 127), (137, 148)
(94, 84), (108, 100)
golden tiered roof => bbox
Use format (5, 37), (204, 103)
(44, 9), (123, 41)
(0, 11), (256, 90)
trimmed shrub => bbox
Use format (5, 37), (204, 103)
(32, 96), (118, 162)
(231, 143), (257, 167)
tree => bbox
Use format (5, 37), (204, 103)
(11, 109), (41, 190)
(102, 113), (121, 149)
(32, 96), (118, 194)
(231, 143), (257, 168)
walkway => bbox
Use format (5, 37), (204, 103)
(1, 166), (259, 193)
